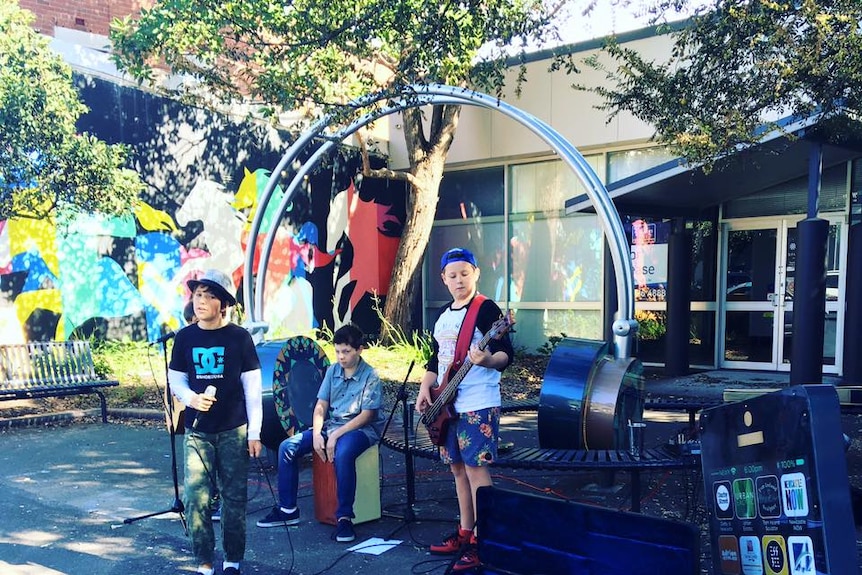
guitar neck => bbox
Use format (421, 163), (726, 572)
(436, 331), (494, 405)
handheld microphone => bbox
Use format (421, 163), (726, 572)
(150, 330), (176, 345)
(192, 385), (217, 430)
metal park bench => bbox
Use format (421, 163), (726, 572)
(381, 414), (700, 513)
(0, 341), (119, 423)
(643, 394), (721, 429)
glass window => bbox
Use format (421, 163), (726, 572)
(852, 158), (862, 226)
(509, 214), (603, 303)
(724, 163), (847, 218)
(514, 309), (603, 352)
(636, 309), (717, 366)
(607, 147), (676, 183)
(510, 157), (602, 215)
(426, 222), (506, 302)
(436, 167), (504, 220)
(690, 311), (716, 367)
(689, 219), (717, 301)
(635, 309), (666, 363)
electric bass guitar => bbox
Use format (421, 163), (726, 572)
(421, 311), (515, 446)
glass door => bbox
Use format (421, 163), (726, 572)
(778, 222), (844, 374)
(722, 222), (783, 369)
(722, 218), (844, 373)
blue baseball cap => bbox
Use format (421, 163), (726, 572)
(440, 247), (478, 271)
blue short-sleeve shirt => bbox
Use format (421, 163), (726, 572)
(317, 357), (384, 443)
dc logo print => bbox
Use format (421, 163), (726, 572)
(193, 347), (226, 375)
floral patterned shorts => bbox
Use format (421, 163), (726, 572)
(439, 407), (500, 467)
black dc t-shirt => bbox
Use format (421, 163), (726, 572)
(169, 323), (261, 433)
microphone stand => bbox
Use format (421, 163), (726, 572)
(123, 336), (187, 532)
(382, 360), (423, 535)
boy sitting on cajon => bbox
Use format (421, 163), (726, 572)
(256, 324), (382, 543)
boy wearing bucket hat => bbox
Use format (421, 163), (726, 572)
(168, 269), (263, 575)
(415, 247), (514, 572)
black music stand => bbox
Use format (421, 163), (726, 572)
(123, 336), (187, 532)
(381, 361), (420, 535)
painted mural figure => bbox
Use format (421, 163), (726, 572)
(0, 161), (404, 345)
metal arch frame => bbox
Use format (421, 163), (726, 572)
(243, 84), (638, 358)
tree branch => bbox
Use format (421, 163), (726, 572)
(356, 129), (419, 188)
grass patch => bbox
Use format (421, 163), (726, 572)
(89, 333), (543, 411)
(90, 336), (429, 410)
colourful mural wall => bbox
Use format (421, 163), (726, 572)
(0, 75), (405, 344)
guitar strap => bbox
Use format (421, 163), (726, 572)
(453, 294), (487, 367)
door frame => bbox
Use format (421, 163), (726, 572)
(720, 218), (786, 370)
(719, 216), (845, 374)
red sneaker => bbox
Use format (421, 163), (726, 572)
(452, 543), (481, 572)
(429, 527), (472, 555)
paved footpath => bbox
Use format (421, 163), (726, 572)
(0, 408), (699, 575)
(0, 421), (481, 575)
(1, 373), (859, 574)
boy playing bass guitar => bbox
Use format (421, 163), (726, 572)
(415, 247), (514, 572)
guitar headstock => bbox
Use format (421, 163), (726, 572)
(489, 310), (515, 340)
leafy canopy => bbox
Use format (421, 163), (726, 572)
(0, 0), (144, 221)
(586, 0), (862, 167)
(110, 0), (573, 120)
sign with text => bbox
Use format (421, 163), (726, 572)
(630, 219), (669, 302)
(699, 386), (856, 575)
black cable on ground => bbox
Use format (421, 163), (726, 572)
(253, 455), (296, 575)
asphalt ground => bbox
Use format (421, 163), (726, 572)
(0, 371), (859, 575)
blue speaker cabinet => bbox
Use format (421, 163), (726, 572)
(699, 385), (856, 575)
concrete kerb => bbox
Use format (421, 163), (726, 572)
(0, 407), (165, 430)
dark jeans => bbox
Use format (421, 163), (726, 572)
(277, 428), (371, 519)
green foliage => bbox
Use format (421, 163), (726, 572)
(91, 339), (152, 385)
(371, 294), (433, 365)
(584, 0), (862, 169)
(536, 333), (568, 356)
(0, 0), (144, 221)
(109, 0), (574, 121)
(89, 345), (114, 380)
(635, 310), (665, 341)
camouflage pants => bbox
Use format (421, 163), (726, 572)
(183, 424), (249, 565)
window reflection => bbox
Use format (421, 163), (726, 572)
(509, 216), (602, 303)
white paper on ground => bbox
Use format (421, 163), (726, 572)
(346, 537), (402, 555)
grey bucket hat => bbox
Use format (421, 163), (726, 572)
(187, 269), (237, 307)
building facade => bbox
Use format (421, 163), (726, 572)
(385, 29), (862, 377)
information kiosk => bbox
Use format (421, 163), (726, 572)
(700, 385), (856, 575)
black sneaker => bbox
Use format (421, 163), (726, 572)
(334, 518), (355, 542)
(256, 507), (300, 528)
(223, 568), (240, 575)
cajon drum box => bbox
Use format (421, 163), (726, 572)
(313, 443), (381, 525)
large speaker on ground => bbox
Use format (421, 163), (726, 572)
(538, 337), (644, 450)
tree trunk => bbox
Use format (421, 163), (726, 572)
(381, 104), (460, 342)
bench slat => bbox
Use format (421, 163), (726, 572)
(0, 341), (118, 423)
(382, 420), (699, 471)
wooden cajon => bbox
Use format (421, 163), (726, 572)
(312, 443), (380, 525)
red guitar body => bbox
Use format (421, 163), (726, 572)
(424, 364), (462, 446)
(420, 311), (514, 446)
